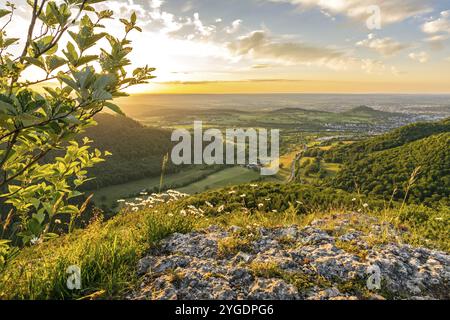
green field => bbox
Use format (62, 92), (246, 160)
(179, 166), (278, 194)
(91, 167), (219, 207)
(91, 166), (280, 208)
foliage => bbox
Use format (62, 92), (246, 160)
(0, 204), (195, 299)
(330, 133), (449, 206)
(396, 204), (450, 251)
(75, 113), (175, 189)
(176, 183), (386, 215)
(323, 118), (449, 163)
(0, 1), (155, 245)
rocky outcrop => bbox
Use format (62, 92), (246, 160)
(128, 213), (449, 300)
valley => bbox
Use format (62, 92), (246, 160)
(88, 102), (449, 211)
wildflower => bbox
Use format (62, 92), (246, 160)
(30, 237), (41, 245)
(217, 205), (225, 213)
(55, 219), (62, 224)
(363, 203), (369, 208)
(205, 201), (214, 208)
(117, 199), (126, 203)
(258, 203), (264, 208)
(265, 198), (271, 201)
(272, 210), (278, 213)
(240, 194), (247, 198)
(228, 190), (237, 194)
(250, 184), (258, 188)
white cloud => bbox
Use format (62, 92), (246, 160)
(225, 19), (243, 34)
(357, 34), (409, 56)
(227, 30), (346, 69)
(149, 0), (164, 9)
(267, 0), (431, 25)
(409, 51), (429, 63)
(422, 11), (450, 34)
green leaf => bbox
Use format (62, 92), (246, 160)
(23, 57), (46, 70)
(32, 212), (46, 225)
(0, 9), (11, 19)
(75, 55), (97, 66)
(46, 56), (66, 72)
(3, 38), (19, 47)
(92, 89), (112, 101)
(0, 100), (14, 114)
(63, 42), (79, 65)
(58, 73), (78, 90)
(28, 218), (43, 236)
(103, 102), (124, 115)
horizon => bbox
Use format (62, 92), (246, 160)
(11, 0), (450, 94)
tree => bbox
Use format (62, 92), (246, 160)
(0, 0), (155, 245)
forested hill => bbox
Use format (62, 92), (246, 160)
(80, 114), (175, 189)
(329, 132), (450, 206)
(324, 118), (450, 163)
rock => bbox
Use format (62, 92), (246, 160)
(128, 214), (450, 300)
(248, 278), (299, 300)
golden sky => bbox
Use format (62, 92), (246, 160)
(10, 0), (450, 94)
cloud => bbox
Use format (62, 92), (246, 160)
(267, 0), (431, 25)
(251, 64), (272, 69)
(422, 11), (450, 50)
(356, 33), (409, 56)
(225, 19), (243, 34)
(409, 51), (429, 63)
(422, 11), (450, 34)
(227, 30), (346, 69)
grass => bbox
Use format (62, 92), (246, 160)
(0, 204), (195, 300)
(1, 185), (448, 300)
(92, 167), (219, 207)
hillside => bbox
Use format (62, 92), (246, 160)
(330, 133), (450, 206)
(1, 184), (448, 300)
(342, 105), (401, 118)
(79, 114), (176, 189)
(324, 118), (450, 163)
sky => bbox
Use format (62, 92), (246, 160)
(6, 0), (450, 93)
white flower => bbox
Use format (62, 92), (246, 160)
(30, 237), (41, 245)
(117, 199), (125, 203)
(363, 203), (369, 208)
(240, 194), (247, 198)
(250, 184), (258, 188)
(352, 198), (357, 202)
(217, 205), (225, 213)
(205, 201), (214, 208)
(265, 198), (271, 201)
(272, 210), (278, 213)
(258, 203), (264, 208)
(228, 190), (237, 194)
(55, 219), (62, 224)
